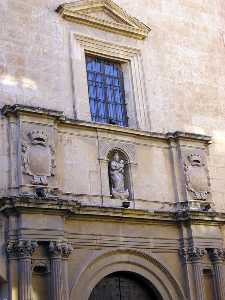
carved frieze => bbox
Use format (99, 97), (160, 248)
(22, 130), (56, 186)
(184, 153), (210, 201)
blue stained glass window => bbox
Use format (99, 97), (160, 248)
(86, 56), (128, 127)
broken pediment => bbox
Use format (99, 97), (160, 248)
(56, 0), (151, 40)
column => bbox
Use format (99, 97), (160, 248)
(209, 248), (225, 300)
(49, 241), (73, 300)
(181, 247), (205, 300)
(7, 240), (38, 300)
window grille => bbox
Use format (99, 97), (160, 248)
(86, 56), (128, 127)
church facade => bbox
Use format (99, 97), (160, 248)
(0, 1), (225, 299)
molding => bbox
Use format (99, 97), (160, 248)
(1, 196), (225, 225)
(56, 0), (151, 40)
(1, 105), (212, 144)
(70, 32), (151, 131)
(1, 104), (65, 121)
(70, 248), (186, 300)
(98, 138), (136, 162)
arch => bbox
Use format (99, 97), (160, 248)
(70, 249), (186, 300)
(99, 140), (136, 163)
(89, 271), (163, 300)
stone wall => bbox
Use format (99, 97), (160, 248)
(0, 0), (225, 211)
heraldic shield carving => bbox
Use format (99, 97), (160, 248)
(22, 130), (56, 186)
(184, 153), (210, 201)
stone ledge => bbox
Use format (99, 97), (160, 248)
(0, 196), (224, 224)
(1, 104), (212, 144)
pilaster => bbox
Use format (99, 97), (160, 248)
(209, 248), (225, 300)
(7, 240), (38, 300)
(181, 247), (206, 300)
(49, 241), (73, 300)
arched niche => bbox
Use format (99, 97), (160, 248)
(70, 249), (186, 300)
(107, 148), (133, 201)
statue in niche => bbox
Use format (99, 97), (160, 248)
(109, 152), (129, 200)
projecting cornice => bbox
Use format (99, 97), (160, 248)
(56, 0), (151, 40)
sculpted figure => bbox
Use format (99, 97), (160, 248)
(109, 152), (129, 199)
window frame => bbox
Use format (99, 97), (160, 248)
(70, 32), (150, 131)
(85, 55), (128, 127)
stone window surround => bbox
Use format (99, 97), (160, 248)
(70, 32), (151, 131)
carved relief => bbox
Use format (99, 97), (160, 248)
(208, 248), (225, 262)
(180, 247), (206, 263)
(7, 240), (38, 259)
(49, 241), (73, 259)
(184, 153), (210, 201)
(109, 151), (129, 200)
(22, 130), (56, 186)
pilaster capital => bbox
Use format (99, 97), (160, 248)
(180, 247), (206, 263)
(209, 248), (225, 263)
(49, 241), (73, 259)
(7, 240), (38, 259)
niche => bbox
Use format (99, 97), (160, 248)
(108, 149), (132, 201)
(32, 262), (50, 300)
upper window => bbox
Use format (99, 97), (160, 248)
(86, 56), (128, 127)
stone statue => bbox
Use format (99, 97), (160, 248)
(109, 152), (129, 199)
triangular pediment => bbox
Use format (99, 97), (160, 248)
(56, 0), (150, 40)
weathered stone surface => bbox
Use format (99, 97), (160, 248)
(0, 1), (225, 299)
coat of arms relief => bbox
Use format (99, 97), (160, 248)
(184, 153), (210, 201)
(22, 130), (56, 186)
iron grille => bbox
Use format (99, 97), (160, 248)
(86, 56), (128, 127)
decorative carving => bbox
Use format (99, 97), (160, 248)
(7, 240), (38, 259)
(180, 247), (206, 262)
(22, 130), (56, 186)
(208, 248), (225, 262)
(49, 241), (73, 259)
(56, 0), (151, 40)
(109, 152), (129, 200)
(99, 139), (136, 162)
(184, 153), (210, 200)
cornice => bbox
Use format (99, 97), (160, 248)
(0, 196), (225, 225)
(56, 0), (151, 40)
(1, 104), (212, 144)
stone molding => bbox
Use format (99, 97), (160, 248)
(1, 105), (212, 143)
(98, 138), (136, 163)
(71, 248), (186, 300)
(49, 241), (73, 259)
(71, 33), (151, 130)
(56, 0), (150, 40)
(7, 240), (38, 259)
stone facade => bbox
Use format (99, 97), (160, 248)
(0, 1), (225, 300)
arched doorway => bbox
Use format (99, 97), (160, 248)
(89, 271), (163, 300)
